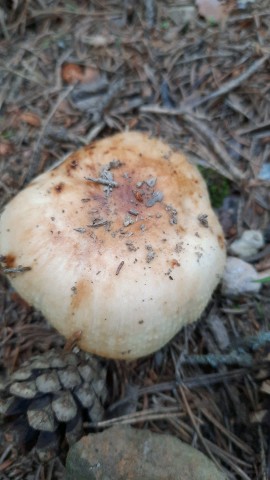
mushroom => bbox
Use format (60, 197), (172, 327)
(0, 132), (226, 359)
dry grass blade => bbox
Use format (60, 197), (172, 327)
(23, 85), (74, 184)
(86, 406), (183, 428)
(203, 439), (253, 480)
(201, 408), (253, 455)
(184, 113), (246, 181)
(178, 385), (222, 472)
(140, 55), (269, 114)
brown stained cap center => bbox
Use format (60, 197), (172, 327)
(0, 253), (16, 268)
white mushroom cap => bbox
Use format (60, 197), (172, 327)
(0, 132), (226, 359)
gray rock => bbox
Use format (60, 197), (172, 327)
(66, 425), (227, 480)
(221, 256), (261, 296)
(229, 230), (264, 258)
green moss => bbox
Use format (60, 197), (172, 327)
(199, 166), (231, 208)
(1, 129), (16, 140)
(160, 20), (170, 30)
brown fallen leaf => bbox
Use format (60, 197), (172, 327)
(19, 111), (41, 128)
(62, 63), (84, 83)
(83, 66), (100, 83)
(196, 0), (226, 23)
(0, 459), (14, 472)
(256, 255), (270, 272)
(62, 63), (99, 84)
(0, 142), (14, 156)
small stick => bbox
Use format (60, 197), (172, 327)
(116, 261), (124, 276)
(3, 265), (31, 274)
(140, 55), (269, 115)
(85, 176), (118, 187)
(183, 113), (245, 181)
(182, 351), (253, 368)
(24, 85), (74, 184)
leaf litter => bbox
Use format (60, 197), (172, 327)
(0, 0), (270, 478)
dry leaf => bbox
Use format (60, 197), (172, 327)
(82, 66), (99, 83)
(62, 63), (84, 84)
(256, 256), (270, 272)
(196, 0), (226, 23)
(83, 34), (114, 47)
(0, 142), (14, 156)
(19, 112), (41, 128)
(62, 64), (99, 84)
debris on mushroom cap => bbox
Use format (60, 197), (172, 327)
(0, 132), (226, 360)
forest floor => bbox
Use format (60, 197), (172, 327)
(0, 1), (270, 479)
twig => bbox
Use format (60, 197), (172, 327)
(234, 331), (270, 351)
(107, 368), (251, 420)
(23, 85), (74, 184)
(85, 176), (118, 187)
(192, 55), (270, 109)
(140, 55), (269, 115)
(258, 425), (267, 480)
(201, 408), (253, 455)
(184, 113), (245, 181)
(81, 121), (106, 145)
(88, 219), (110, 228)
(91, 79), (125, 124)
(0, 445), (13, 465)
(138, 368), (249, 393)
(0, 9), (10, 40)
(115, 261), (124, 276)
(142, 109), (245, 181)
(0, 65), (46, 86)
(182, 351), (253, 368)
(178, 385), (222, 471)
(203, 438), (253, 480)
(2, 266), (31, 274)
(86, 406), (182, 428)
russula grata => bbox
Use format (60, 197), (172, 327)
(0, 132), (226, 359)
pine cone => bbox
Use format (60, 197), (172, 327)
(0, 348), (107, 462)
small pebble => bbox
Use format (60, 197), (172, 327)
(221, 256), (261, 296)
(229, 230), (264, 258)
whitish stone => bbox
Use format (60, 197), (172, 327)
(229, 230), (264, 258)
(221, 256), (261, 296)
(66, 425), (227, 480)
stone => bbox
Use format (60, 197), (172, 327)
(65, 425), (227, 480)
(229, 230), (264, 258)
(167, 6), (195, 26)
(221, 256), (261, 296)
